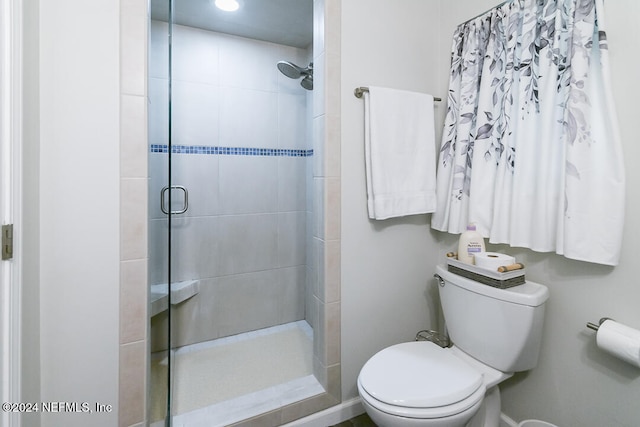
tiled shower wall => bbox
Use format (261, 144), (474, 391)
(147, 22), (313, 349)
(119, 0), (149, 425)
(118, 0), (341, 425)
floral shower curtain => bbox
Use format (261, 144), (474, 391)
(431, 0), (625, 265)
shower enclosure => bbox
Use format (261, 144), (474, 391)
(147, 0), (339, 425)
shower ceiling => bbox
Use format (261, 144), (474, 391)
(150, 0), (314, 48)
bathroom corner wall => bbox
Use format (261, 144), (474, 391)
(119, 0), (148, 426)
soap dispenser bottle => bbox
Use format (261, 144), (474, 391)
(457, 223), (486, 265)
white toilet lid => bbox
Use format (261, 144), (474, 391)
(359, 341), (483, 408)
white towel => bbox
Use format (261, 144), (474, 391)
(364, 86), (437, 220)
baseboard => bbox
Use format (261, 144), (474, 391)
(283, 399), (518, 427)
(282, 397), (365, 427)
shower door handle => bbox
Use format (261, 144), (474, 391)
(161, 185), (189, 215)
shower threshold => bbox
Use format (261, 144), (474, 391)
(150, 321), (324, 427)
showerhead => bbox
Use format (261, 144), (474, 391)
(277, 61), (313, 90)
(277, 61), (306, 79)
(300, 75), (313, 90)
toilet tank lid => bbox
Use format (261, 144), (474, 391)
(436, 265), (549, 307)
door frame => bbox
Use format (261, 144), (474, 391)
(0, 0), (23, 425)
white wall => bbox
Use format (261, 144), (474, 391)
(496, 1), (640, 425)
(21, 0), (41, 425)
(38, 1), (120, 426)
(341, 1), (640, 426)
(340, 0), (447, 400)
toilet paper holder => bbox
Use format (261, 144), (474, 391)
(586, 317), (614, 331)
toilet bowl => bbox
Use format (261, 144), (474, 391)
(357, 341), (509, 427)
(357, 265), (549, 427)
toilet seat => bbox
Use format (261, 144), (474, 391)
(357, 341), (486, 419)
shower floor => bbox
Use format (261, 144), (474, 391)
(150, 321), (323, 427)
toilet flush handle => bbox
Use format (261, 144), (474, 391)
(434, 274), (445, 287)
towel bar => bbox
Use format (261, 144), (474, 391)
(354, 86), (442, 102)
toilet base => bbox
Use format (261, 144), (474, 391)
(464, 386), (501, 427)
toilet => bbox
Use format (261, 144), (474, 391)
(357, 265), (549, 427)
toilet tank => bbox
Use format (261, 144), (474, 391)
(435, 265), (549, 373)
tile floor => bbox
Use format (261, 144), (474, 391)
(150, 321), (322, 427)
(330, 413), (377, 427)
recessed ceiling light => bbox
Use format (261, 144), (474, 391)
(215, 0), (239, 12)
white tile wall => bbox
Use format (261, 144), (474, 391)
(278, 157), (308, 212)
(147, 78), (169, 146)
(172, 25), (220, 85)
(171, 154), (221, 217)
(148, 22), (312, 346)
(172, 81), (221, 146)
(219, 86), (279, 148)
(218, 156), (279, 213)
(279, 92), (308, 149)
(278, 212), (308, 267)
(149, 21), (169, 80)
(308, 0), (342, 403)
(119, 0), (149, 425)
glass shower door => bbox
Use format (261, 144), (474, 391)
(148, 0), (173, 424)
(149, 1), (318, 425)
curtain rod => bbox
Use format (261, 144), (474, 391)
(460, 0), (515, 25)
(463, 0), (607, 25)
(354, 87), (442, 102)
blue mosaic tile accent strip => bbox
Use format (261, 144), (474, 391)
(150, 144), (313, 157)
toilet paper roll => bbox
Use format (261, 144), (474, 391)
(596, 320), (640, 368)
(474, 252), (515, 271)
